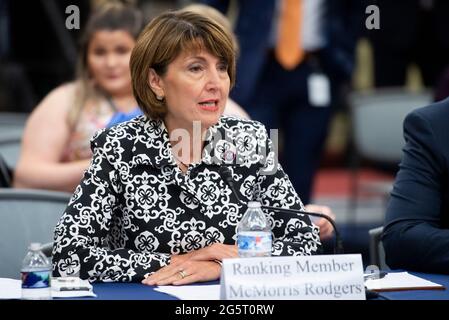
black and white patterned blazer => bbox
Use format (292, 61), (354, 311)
(52, 115), (321, 282)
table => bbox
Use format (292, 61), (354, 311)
(379, 271), (449, 300)
(79, 272), (449, 300)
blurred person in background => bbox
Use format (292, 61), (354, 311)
(4, 0), (93, 111)
(367, 0), (449, 88)
(202, 0), (362, 206)
(13, 1), (144, 192)
(0, 0), (36, 112)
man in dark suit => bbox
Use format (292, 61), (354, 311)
(202, 0), (363, 204)
(383, 99), (449, 273)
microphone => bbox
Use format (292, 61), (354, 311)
(218, 166), (344, 254)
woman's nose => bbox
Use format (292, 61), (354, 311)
(105, 54), (118, 67)
(205, 69), (221, 91)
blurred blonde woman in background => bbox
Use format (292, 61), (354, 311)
(14, 1), (144, 192)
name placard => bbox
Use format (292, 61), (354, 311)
(220, 254), (365, 300)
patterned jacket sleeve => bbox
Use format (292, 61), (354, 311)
(52, 130), (170, 282)
(255, 127), (321, 256)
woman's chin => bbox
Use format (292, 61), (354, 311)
(199, 107), (224, 125)
(99, 82), (130, 96)
(197, 113), (222, 128)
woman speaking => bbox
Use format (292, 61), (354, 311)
(52, 9), (321, 285)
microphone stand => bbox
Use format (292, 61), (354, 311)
(260, 203), (344, 254)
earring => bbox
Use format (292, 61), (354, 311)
(156, 95), (164, 101)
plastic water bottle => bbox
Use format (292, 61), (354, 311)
(237, 201), (272, 257)
(21, 243), (52, 300)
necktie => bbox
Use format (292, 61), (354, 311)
(275, 0), (304, 70)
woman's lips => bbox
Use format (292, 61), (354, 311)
(198, 100), (219, 111)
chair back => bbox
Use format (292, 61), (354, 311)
(347, 88), (433, 218)
(368, 226), (389, 271)
(0, 112), (28, 135)
(0, 189), (71, 279)
(349, 88), (432, 164)
(0, 112), (27, 170)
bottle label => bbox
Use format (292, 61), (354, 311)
(237, 231), (272, 256)
(21, 270), (51, 289)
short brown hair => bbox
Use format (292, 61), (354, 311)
(130, 10), (236, 120)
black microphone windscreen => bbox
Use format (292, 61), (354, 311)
(218, 166), (232, 182)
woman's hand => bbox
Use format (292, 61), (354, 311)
(168, 243), (237, 265)
(304, 204), (336, 240)
(188, 243), (238, 261)
(142, 260), (221, 286)
(141, 243), (238, 286)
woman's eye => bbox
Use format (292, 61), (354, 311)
(189, 65), (203, 72)
(93, 48), (106, 56)
(116, 46), (131, 54)
(218, 63), (228, 72)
